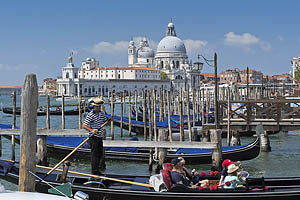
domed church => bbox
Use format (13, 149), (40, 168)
(128, 20), (203, 91)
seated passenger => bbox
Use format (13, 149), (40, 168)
(223, 164), (239, 189)
(177, 157), (193, 181)
(171, 157), (209, 189)
(170, 158), (191, 187)
(219, 159), (234, 186)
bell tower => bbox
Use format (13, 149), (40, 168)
(128, 38), (136, 66)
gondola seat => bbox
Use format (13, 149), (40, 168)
(131, 177), (153, 191)
(161, 163), (173, 190)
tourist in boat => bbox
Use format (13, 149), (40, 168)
(177, 157), (193, 181)
(218, 159), (234, 186)
(177, 157), (210, 188)
(82, 97), (108, 175)
(170, 158), (192, 187)
(223, 164), (239, 189)
(171, 158), (207, 189)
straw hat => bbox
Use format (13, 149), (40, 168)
(227, 164), (239, 174)
(90, 97), (104, 106)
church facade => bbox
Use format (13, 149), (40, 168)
(128, 21), (203, 91)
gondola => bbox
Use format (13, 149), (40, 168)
(1, 158), (300, 200)
(2, 107), (83, 116)
(0, 123), (260, 164)
(109, 114), (181, 135)
(131, 108), (208, 125)
(46, 135), (261, 164)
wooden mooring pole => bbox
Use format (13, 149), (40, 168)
(37, 95), (49, 166)
(61, 95), (65, 129)
(110, 92), (114, 140)
(11, 91), (16, 160)
(210, 129), (222, 170)
(128, 91), (132, 137)
(256, 124), (271, 152)
(147, 90), (153, 171)
(19, 74), (38, 192)
(120, 92), (123, 137)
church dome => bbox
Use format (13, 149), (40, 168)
(137, 46), (154, 58)
(157, 36), (186, 53)
(168, 22), (174, 28)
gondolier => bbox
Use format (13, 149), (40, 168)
(83, 97), (109, 175)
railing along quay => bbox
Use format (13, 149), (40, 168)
(205, 99), (300, 132)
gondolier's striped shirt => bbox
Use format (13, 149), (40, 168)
(83, 111), (108, 138)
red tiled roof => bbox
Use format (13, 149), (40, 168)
(0, 85), (22, 88)
(200, 73), (219, 78)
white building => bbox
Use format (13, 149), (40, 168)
(292, 56), (300, 83)
(57, 57), (169, 97)
(56, 56), (80, 97)
(56, 20), (202, 96)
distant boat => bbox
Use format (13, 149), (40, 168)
(55, 96), (78, 102)
(2, 107), (83, 116)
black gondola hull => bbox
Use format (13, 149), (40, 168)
(1, 159), (300, 200)
(46, 137), (260, 164)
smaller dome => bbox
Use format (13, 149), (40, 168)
(129, 40), (135, 46)
(137, 46), (154, 58)
(168, 22), (174, 28)
(86, 58), (91, 61)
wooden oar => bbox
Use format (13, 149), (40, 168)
(36, 164), (153, 188)
(37, 120), (109, 184)
(0, 158), (153, 188)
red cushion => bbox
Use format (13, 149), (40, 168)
(161, 163), (173, 190)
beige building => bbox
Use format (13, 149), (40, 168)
(291, 56), (300, 83)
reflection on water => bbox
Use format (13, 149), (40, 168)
(1, 95), (300, 190)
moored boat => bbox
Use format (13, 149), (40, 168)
(1, 158), (300, 200)
(0, 123), (260, 164)
(2, 107), (83, 116)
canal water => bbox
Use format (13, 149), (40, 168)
(1, 94), (300, 190)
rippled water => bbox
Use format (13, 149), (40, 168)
(1, 94), (300, 191)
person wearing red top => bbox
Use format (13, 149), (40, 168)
(218, 159), (235, 186)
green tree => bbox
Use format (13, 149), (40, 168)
(295, 69), (300, 83)
(160, 71), (169, 80)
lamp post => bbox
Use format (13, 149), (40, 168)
(193, 61), (204, 89)
(198, 53), (219, 129)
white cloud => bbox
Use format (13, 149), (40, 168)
(88, 37), (159, 56)
(183, 39), (208, 54)
(89, 41), (129, 54)
(224, 32), (259, 45)
(224, 32), (270, 51)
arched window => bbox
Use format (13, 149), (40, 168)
(176, 61), (180, 68)
(160, 61), (164, 69)
(66, 72), (69, 78)
(193, 76), (196, 87)
(175, 75), (183, 80)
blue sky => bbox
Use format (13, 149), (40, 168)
(0, 0), (299, 85)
